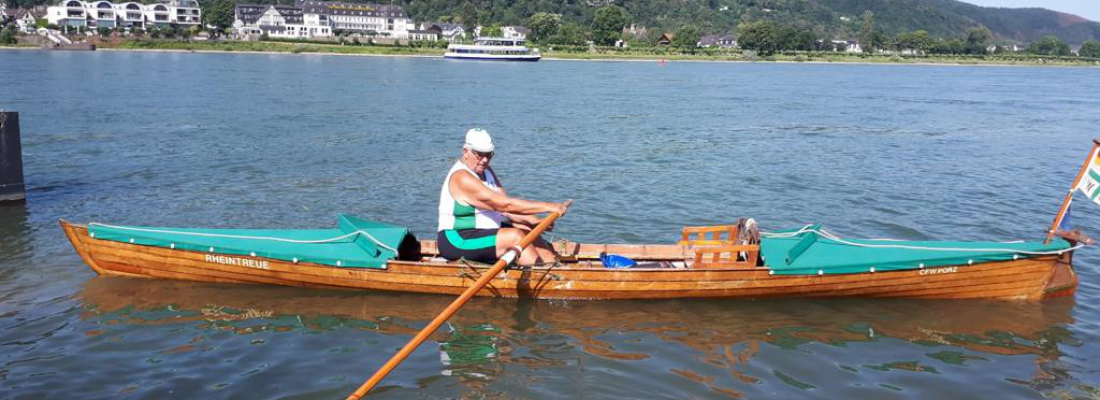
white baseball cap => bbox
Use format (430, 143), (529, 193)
(464, 128), (495, 153)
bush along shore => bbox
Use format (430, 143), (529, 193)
(4, 37), (1097, 66)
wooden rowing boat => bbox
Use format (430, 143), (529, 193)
(60, 217), (1083, 301)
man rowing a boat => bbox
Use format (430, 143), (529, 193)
(438, 128), (570, 266)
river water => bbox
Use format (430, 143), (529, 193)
(1, 50), (1100, 399)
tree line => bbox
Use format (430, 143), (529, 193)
(733, 13), (1100, 58)
(518, 6), (1100, 58)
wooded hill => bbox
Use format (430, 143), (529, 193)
(404, 0), (1100, 46)
(6, 0), (1098, 45)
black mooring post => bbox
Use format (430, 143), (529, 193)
(0, 111), (26, 203)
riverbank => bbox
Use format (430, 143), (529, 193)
(0, 43), (42, 49)
(543, 48), (1100, 67)
(5, 39), (1099, 67)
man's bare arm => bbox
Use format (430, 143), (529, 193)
(450, 171), (565, 216)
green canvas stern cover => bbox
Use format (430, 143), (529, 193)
(87, 214), (408, 269)
(759, 226), (1071, 276)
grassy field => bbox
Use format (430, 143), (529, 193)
(7, 38), (1099, 67)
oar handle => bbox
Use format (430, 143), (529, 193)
(346, 210), (565, 400)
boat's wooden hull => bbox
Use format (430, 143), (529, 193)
(61, 221), (1079, 301)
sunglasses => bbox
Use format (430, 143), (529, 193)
(471, 150), (494, 159)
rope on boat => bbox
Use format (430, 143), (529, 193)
(86, 222), (400, 255)
(761, 225), (1089, 255)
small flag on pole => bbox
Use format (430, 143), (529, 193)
(1047, 140), (1100, 243)
(1076, 148), (1100, 205)
(1059, 201), (1073, 231)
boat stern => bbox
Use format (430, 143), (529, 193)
(1042, 229), (1091, 299)
(60, 219), (109, 275)
(1041, 248), (1079, 299)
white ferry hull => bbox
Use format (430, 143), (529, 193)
(444, 52), (541, 61)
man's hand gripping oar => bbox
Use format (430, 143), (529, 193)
(346, 199), (572, 399)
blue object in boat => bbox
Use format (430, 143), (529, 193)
(600, 252), (637, 269)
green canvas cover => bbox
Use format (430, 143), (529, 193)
(87, 214), (407, 269)
(759, 226), (1072, 275)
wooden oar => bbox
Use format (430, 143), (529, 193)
(345, 205), (568, 399)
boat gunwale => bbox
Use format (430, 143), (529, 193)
(61, 220), (1068, 273)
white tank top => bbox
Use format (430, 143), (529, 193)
(438, 160), (505, 231)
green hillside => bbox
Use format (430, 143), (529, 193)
(820, 0), (1100, 44)
(397, 0), (1100, 45)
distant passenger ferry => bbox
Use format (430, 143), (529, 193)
(444, 37), (541, 61)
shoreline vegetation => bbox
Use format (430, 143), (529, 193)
(3, 39), (1099, 67)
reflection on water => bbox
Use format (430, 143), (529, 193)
(0, 204), (31, 305)
(75, 277), (1083, 399)
(0, 204), (31, 268)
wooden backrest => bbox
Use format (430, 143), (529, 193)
(692, 244), (760, 269)
(680, 224), (738, 246)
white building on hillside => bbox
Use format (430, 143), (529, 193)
(698, 34), (736, 48)
(473, 25), (528, 40)
(167, 0), (199, 26)
(17, 11), (39, 33)
(298, 0), (412, 38)
(234, 3), (330, 39)
(437, 23), (465, 43)
(47, 1), (86, 27)
(46, 0), (200, 29)
(407, 28), (438, 41)
(501, 26), (529, 40)
(419, 22), (464, 42)
(114, 2), (144, 28)
(86, 1), (115, 28)
(233, 1), (414, 40)
(829, 40), (861, 53)
(143, 2), (169, 28)
(988, 43), (1022, 53)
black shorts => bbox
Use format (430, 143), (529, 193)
(438, 229), (499, 264)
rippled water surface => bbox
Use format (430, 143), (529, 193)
(2, 50), (1100, 399)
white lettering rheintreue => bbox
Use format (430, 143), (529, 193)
(205, 254), (270, 270)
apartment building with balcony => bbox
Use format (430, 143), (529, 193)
(86, 1), (115, 28)
(46, 0), (201, 29)
(169, 0), (199, 26)
(144, 3), (170, 28)
(115, 2), (145, 28)
(46, 0), (86, 27)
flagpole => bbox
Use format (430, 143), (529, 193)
(1045, 138), (1100, 244)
